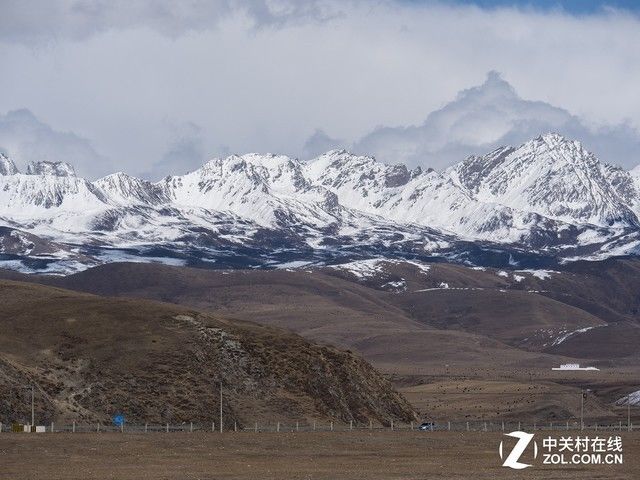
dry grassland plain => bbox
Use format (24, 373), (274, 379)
(0, 431), (638, 480)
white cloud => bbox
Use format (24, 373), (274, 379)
(0, 109), (110, 177)
(143, 121), (208, 179)
(0, 0), (335, 45)
(0, 1), (639, 176)
(302, 129), (345, 159)
(350, 71), (640, 169)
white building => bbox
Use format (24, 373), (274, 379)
(552, 363), (599, 371)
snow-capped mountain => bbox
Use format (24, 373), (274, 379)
(160, 153), (341, 228)
(26, 161), (76, 177)
(1, 133), (640, 274)
(448, 134), (638, 227)
(95, 172), (168, 206)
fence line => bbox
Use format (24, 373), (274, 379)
(0, 420), (636, 434)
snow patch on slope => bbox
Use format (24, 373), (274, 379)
(551, 326), (600, 346)
(615, 390), (640, 407)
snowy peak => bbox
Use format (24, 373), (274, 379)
(94, 172), (168, 206)
(305, 150), (422, 196)
(447, 145), (516, 194)
(448, 133), (638, 227)
(27, 161), (76, 177)
(161, 153), (341, 227)
(0, 174), (107, 211)
(0, 153), (19, 175)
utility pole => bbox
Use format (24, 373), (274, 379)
(219, 381), (223, 433)
(628, 393), (632, 432)
(31, 385), (35, 428)
(580, 389), (584, 431)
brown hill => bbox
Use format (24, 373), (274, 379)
(15, 262), (569, 371)
(27, 260), (640, 362)
(0, 280), (414, 426)
(3, 260), (639, 422)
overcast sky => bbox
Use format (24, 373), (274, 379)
(0, 0), (639, 179)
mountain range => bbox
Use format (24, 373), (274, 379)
(1, 132), (640, 274)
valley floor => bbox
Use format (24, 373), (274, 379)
(1, 431), (638, 480)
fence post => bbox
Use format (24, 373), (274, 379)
(330, 421), (333, 432)
(350, 420), (353, 431)
(410, 421), (413, 430)
(51, 422), (54, 433)
(533, 422), (536, 431)
(255, 422), (258, 433)
(619, 421), (622, 431)
(72, 421), (76, 433)
(145, 423), (148, 433)
(484, 422), (487, 432)
(566, 421), (569, 431)
(97, 423), (100, 433)
(166, 423), (169, 433)
(277, 422), (280, 433)
(448, 421), (451, 431)
(390, 420), (393, 431)
(234, 421), (237, 432)
(190, 422), (193, 433)
(212, 421), (215, 432)
(121, 422), (124, 433)
(313, 421), (316, 431)
(518, 421), (521, 430)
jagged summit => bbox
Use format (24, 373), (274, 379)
(26, 161), (76, 177)
(524, 132), (594, 162)
(535, 131), (570, 144)
(95, 172), (168, 206)
(0, 153), (19, 175)
(448, 133), (637, 227)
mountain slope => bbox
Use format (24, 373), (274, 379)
(0, 279), (414, 426)
(9, 261), (632, 365)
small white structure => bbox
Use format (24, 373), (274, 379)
(552, 363), (599, 371)
(22, 425), (47, 432)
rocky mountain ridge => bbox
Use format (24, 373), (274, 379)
(1, 133), (640, 273)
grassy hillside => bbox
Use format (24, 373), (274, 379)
(0, 280), (414, 426)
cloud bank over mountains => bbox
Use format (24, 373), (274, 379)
(2, 71), (640, 179)
(342, 72), (640, 170)
(0, 109), (110, 178)
(1, 1), (639, 176)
